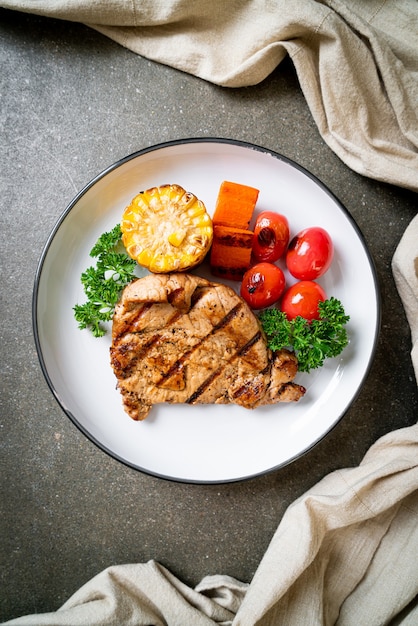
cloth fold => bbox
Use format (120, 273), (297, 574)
(2, 561), (246, 625)
(1, 0), (418, 191)
(233, 425), (418, 625)
(392, 214), (418, 383)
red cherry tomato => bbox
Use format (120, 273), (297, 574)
(252, 211), (290, 263)
(240, 262), (286, 310)
(280, 281), (327, 321)
(286, 227), (334, 280)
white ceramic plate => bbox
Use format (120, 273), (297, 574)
(33, 138), (380, 483)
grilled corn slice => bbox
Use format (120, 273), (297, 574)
(121, 184), (213, 273)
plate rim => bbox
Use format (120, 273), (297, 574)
(32, 136), (381, 484)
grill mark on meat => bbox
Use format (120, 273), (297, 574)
(185, 330), (264, 404)
(237, 330), (263, 356)
(167, 287), (184, 304)
(160, 288), (209, 330)
(157, 302), (244, 388)
(232, 379), (264, 400)
(132, 302), (153, 320)
(190, 286), (207, 307)
(112, 302), (154, 342)
(168, 284), (209, 311)
(186, 369), (224, 405)
(111, 334), (162, 379)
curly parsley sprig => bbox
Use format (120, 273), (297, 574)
(258, 298), (350, 372)
(73, 224), (137, 337)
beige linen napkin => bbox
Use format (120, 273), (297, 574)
(1, 0), (417, 192)
(3, 561), (247, 625)
(392, 214), (418, 384)
(4, 213), (418, 626)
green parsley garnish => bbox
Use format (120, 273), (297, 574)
(73, 224), (137, 337)
(258, 297), (350, 372)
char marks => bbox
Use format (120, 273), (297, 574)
(156, 302), (244, 390)
(185, 328), (264, 404)
(110, 273), (305, 420)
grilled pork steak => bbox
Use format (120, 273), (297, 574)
(110, 273), (305, 420)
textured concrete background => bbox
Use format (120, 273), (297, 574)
(1, 8), (417, 622)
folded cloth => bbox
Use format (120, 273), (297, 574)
(392, 213), (418, 384)
(4, 213), (418, 626)
(2, 561), (248, 625)
(1, 0), (418, 191)
(234, 428), (418, 625)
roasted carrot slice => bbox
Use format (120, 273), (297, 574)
(212, 181), (259, 230)
(210, 225), (254, 280)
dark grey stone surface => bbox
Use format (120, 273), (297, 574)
(1, 8), (417, 622)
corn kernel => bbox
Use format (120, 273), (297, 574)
(168, 229), (187, 247)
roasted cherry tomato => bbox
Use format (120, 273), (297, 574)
(240, 262), (286, 310)
(286, 227), (334, 280)
(280, 280), (327, 321)
(252, 211), (290, 263)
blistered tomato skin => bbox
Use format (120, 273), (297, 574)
(286, 227), (334, 280)
(252, 211), (290, 263)
(281, 280), (327, 321)
(240, 262), (286, 310)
